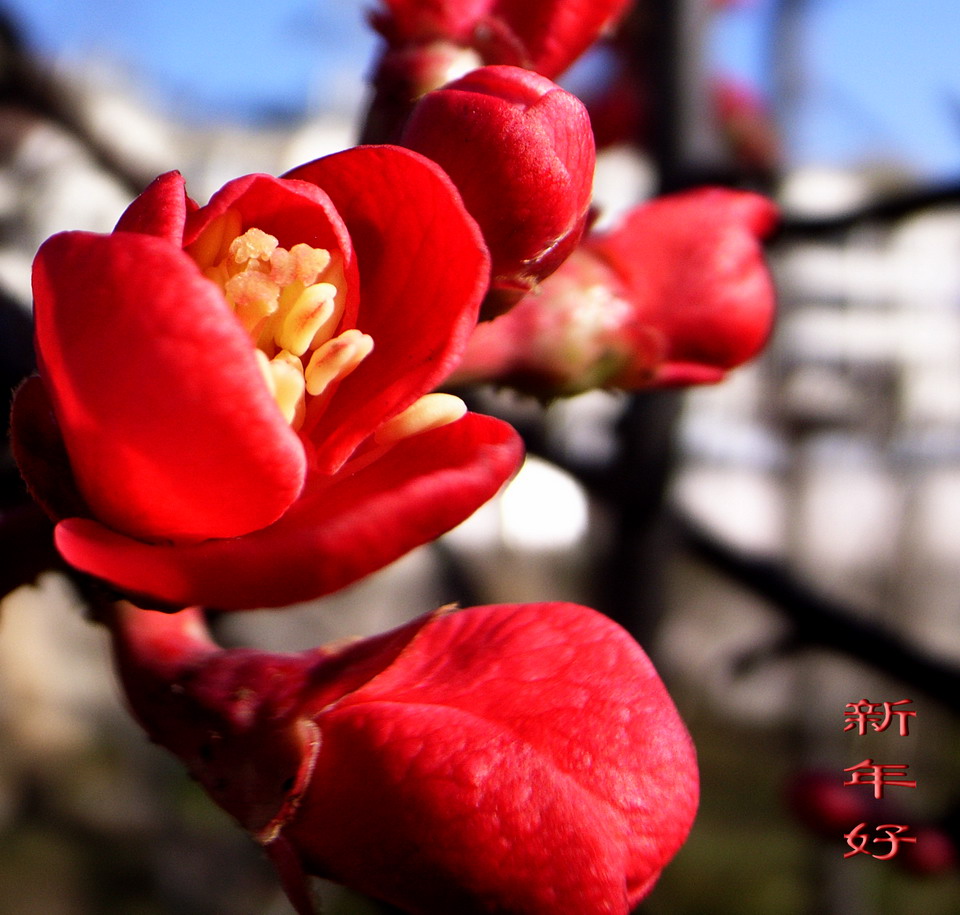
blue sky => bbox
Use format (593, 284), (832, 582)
(6, 0), (960, 179)
(4, 0), (377, 120)
(714, 0), (960, 178)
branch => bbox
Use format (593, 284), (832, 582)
(775, 180), (960, 240)
(676, 513), (960, 714)
(0, 12), (153, 195)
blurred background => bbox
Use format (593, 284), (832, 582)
(2, 0), (960, 912)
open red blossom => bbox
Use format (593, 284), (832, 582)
(401, 66), (595, 317)
(12, 146), (523, 610)
(110, 600), (699, 915)
(451, 187), (778, 397)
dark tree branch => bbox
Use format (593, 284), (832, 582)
(775, 180), (960, 239)
(0, 11), (152, 195)
(676, 513), (960, 714)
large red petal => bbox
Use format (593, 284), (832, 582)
(33, 231), (306, 542)
(54, 413), (522, 610)
(298, 704), (628, 913)
(108, 599), (695, 914)
(284, 146), (489, 473)
(289, 602), (698, 912)
(114, 171), (196, 243)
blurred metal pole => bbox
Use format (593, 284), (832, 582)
(768, 0), (807, 156)
(648, 0), (734, 191)
(600, 0), (731, 643)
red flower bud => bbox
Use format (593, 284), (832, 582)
(712, 78), (781, 175)
(451, 187), (778, 396)
(12, 147), (523, 610)
(111, 600), (698, 914)
(897, 826), (959, 876)
(788, 771), (960, 877)
(402, 66), (595, 316)
(787, 770), (889, 837)
(362, 0), (632, 143)
(371, 0), (633, 81)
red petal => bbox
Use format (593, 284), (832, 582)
(377, 0), (493, 43)
(289, 602), (698, 913)
(376, 0), (633, 78)
(10, 375), (90, 521)
(183, 174), (356, 274)
(284, 146), (489, 473)
(114, 171), (196, 242)
(33, 231), (306, 542)
(54, 413), (522, 609)
(486, 0), (633, 77)
(651, 361), (727, 386)
(592, 187), (778, 372)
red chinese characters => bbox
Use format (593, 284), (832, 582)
(110, 600), (699, 915)
(451, 187), (779, 396)
(843, 759), (916, 801)
(840, 698), (921, 863)
(844, 823), (917, 860)
(401, 65), (596, 315)
(12, 147), (523, 611)
(843, 698), (916, 736)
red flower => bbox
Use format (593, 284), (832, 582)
(111, 600), (699, 915)
(401, 66), (595, 316)
(12, 146), (523, 610)
(372, 0), (633, 81)
(361, 0), (633, 142)
(451, 187), (778, 396)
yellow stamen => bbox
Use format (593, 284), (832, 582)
(309, 283), (347, 350)
(374, 393), (467, 446)
(224, 270), (280, 335)
(267, 351), (307, 429)
(304, 329), (374, 396)
(192, 223), (366, 432)
(276, 283), (338, 357)
(203, 262), (231, 288)
(229, 227), (278, 265)
(287, 244), (333, 284)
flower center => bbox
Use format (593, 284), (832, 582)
(188, 211), (372, 431)
(188, 209), (467, 443)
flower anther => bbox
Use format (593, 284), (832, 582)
(188, 216), (465, 442)
(188, 218), (367, 432)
